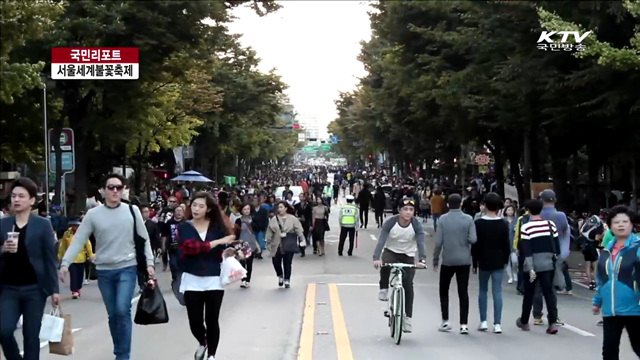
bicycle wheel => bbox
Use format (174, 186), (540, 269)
(388, 289), (395, 338)
(393, 287), (405, 345)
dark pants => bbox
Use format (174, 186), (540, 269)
(439, 265), (470, 324)
(560, 260), (572, 291)
(379, 250), (416, 317)
(184, 290), (224, 357)
(359, 206), (369, 228)
(168, 251), (179, 282)
(300, 223), (310, 255)
(602, 316), (640, 360)
(432, 213), (441, 233)
(520, 270), (557, 325)
(241, 254), (254, 282)
(69, 262), (85, 292)
(0, 284), (47, 360)
(272, 251), (295, 280)
(517, 252), (526, 293)
(374, 208), (384, 226)
(338, 227), (355, 255)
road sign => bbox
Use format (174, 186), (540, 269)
(182, 145), (194, 159)
(330, 135), (339, 144)
(49, 128), (75, 173)
(475, 154), (490, 165)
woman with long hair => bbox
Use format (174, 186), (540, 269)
(311, 197), (329, 256)
(266, 201), (304, 288)
(176, 192), (236, 360)
(502, 204), (518, 284)
(234, 203), (261, 288)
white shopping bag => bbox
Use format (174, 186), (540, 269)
(220, 256), (247, 286)
(39, 307), (65, 342)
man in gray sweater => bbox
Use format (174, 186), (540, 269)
(432, 193), (477, 334)
(59, 174), (154, 360)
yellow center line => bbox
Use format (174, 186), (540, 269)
(298, 283), (316, 360)
(328, 283), (354, 360)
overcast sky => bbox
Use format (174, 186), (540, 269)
(226, 1), (372, 137)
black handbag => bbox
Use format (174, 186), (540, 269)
(128, 205), (150, 277)
(134, 280), (169, 325)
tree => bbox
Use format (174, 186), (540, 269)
(538, 0), (640, 70)
(0, 0), (64, 104)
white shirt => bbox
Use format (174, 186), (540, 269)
(385, 222), (418, 257)
(179, 230), (223, 292)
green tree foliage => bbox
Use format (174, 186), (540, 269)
(0, 0), (64, 104)
(1, 0), (290, 214)
(538, 0), (640, 70)
(329, 0), (640, 212)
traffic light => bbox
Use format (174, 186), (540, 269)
(368, 154), (373, 159)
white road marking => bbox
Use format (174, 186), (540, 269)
(572, 280), (590, 289)
(370, 235), (377, 241)
(36, 328), (82, 350)
(563, 323), (596, 337)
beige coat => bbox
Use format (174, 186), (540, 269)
(265, 214), (304, 256)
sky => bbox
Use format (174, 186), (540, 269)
(226, 1), (372, 138)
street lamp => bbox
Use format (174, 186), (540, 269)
(39, 73), (53, 217)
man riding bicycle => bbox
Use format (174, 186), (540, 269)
(373, 198), (427, 333)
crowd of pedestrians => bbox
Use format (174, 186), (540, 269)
(0, 167), (639, 360)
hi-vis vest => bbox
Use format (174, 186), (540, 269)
(323, 186), (332, 197)
(340, 204), (357, 227)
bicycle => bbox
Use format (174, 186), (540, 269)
(381, 263), (425, 345)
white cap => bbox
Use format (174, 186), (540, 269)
(346, 195), (354, 201)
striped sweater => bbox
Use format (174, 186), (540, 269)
(520, 219), (561, 272)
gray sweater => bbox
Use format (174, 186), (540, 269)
(433, 209), (477, 266)
(61, 204), (154, 270)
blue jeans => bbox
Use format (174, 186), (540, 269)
(0, 284), (47, 360)
(478, 269), (504, 324)
(257, 231), (266, 250)
(432, 214), (441, 233)
(97, 266), (137, 360)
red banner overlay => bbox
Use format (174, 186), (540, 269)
(51, 47), (138, 63)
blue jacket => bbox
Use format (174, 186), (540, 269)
(176, 221), (228, 277)
(592, 234), (640, 317)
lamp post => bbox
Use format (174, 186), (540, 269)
(40, 73), (50, 218)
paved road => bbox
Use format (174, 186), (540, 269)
(11, 202), (636, 360)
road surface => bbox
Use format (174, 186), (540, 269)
(9, 200), (636, 360)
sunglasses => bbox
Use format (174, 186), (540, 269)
(402, 199), (415, 206)
(106, 184), (124, 191)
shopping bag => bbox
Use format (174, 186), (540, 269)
(49, 312), (73, 355)
(88, 262), (98, 280)
(39, 307), (64, 343)
(134, 280), (169, 325)
(171, 273), (186, 306)
(220, 256), (247, 285)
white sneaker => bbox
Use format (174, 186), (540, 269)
(478, 321), (488, 331)
(378, 289), (389, 301)
(195, 345), (207, 360)
(403, 316), (412, 333)
(240, 281), (248, 288)
(207, 357), (215, 360)
(438, 321), (452, 332)
(493, 324), (502, 334)
(460, 325), (469, 334)
(507, 278), (513, 284)
(84, 279), (90, 285)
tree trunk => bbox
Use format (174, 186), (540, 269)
(586, 142), (602, 214)
(522, 128), (532, 200)
(529, 128), (542, 182)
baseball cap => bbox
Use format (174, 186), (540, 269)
(540, 189), (556, 202)
(346, 195), (354, 201)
